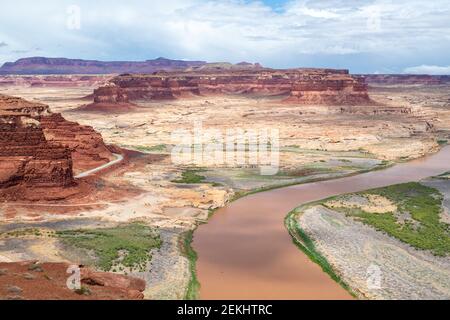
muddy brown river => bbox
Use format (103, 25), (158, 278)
(192, 146), (450, 299)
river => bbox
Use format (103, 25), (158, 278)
(192, 146), (450, 299)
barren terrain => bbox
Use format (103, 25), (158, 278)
(0, 79), (449, 299)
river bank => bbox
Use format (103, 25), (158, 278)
(287, 179), (450, 299)
(191, 146), (450, 299)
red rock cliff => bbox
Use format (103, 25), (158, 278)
(0, 94), (115, 200)
(0, 96), (74, 190)
(87, 68), (372, 110)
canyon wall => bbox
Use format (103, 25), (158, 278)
(86, 68), (372, 110)
(0, 94), (114, 199)
(0, 96), (74, 191)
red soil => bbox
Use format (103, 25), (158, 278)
(0, 261), (145, 300)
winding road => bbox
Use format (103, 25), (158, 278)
(193, 146), (450, 300)
(74, 153), (124, 179)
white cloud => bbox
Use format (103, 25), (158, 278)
(0, 0), (449, 73)
(404, 65), (450, 75)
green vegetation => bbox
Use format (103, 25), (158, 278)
(57, 223), (161, 272)
(74, 286), (91, 296)
(172, 169), (207, 184)
(180, 231), (200, 300)
(437, 139), (448, 146)
(281, 146), (377, 159)
(438, 171), (450, 178)
(325, 182), (450, 256)
(276, 166), (334, 178)
(171, 168), (223, 187)
(134, 144), (168, 153)
(285, 208), (355, 297)
(1, 228), (44, 238)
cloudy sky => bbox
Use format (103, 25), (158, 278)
(0, 0), (449, 74)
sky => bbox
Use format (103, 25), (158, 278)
(0, 0), (450, 74)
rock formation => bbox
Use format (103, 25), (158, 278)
(0, 57), (207, 75)
(86, 68), (373, 111)
(39, 113), (114, 172)
(362, 74), (450, 85)
(0, 96), (74, 191)
(0, 75), (112, 88)
(0, 94), (114, 200)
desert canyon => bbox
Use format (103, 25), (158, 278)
(0, 58), (449, 300)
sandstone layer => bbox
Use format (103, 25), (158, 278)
(0, 94), (114, 200)
(86, 68), (373, 111)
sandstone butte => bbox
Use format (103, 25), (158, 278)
(84, 68), (373, 112)
(0, 94), (114, 200)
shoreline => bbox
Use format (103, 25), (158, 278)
(187, 144), (448, 300)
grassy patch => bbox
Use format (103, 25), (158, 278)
(179, 231), (200, 300)
(437, 139), (448, 146)
(1, 228), (42, 238)
(134, 144), (167, 153)
(326, 182), (450, 256)
(57, 223), (161, 272)
(0, 228), (55, 239)
(172, 169), (206, 184)
(276, 166), (334, 177)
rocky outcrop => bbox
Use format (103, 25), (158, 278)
(86, 68), (373, 110)
(0, 94), (114, 173)
(363, 74), (450, 85)
(0, 57), (207, 75)
(286, 72), (370, 105)
(39, 113), (114, 172)
(81, 84), (137, 112)
(0, 261), (145, 300)
(339, 105), (412, 115)
(0, 75), (112, 88)
(0, 94), (115, 200)
(0, 97), (74, 190)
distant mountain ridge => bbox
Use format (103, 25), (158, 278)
(0, 57), (208, 75)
